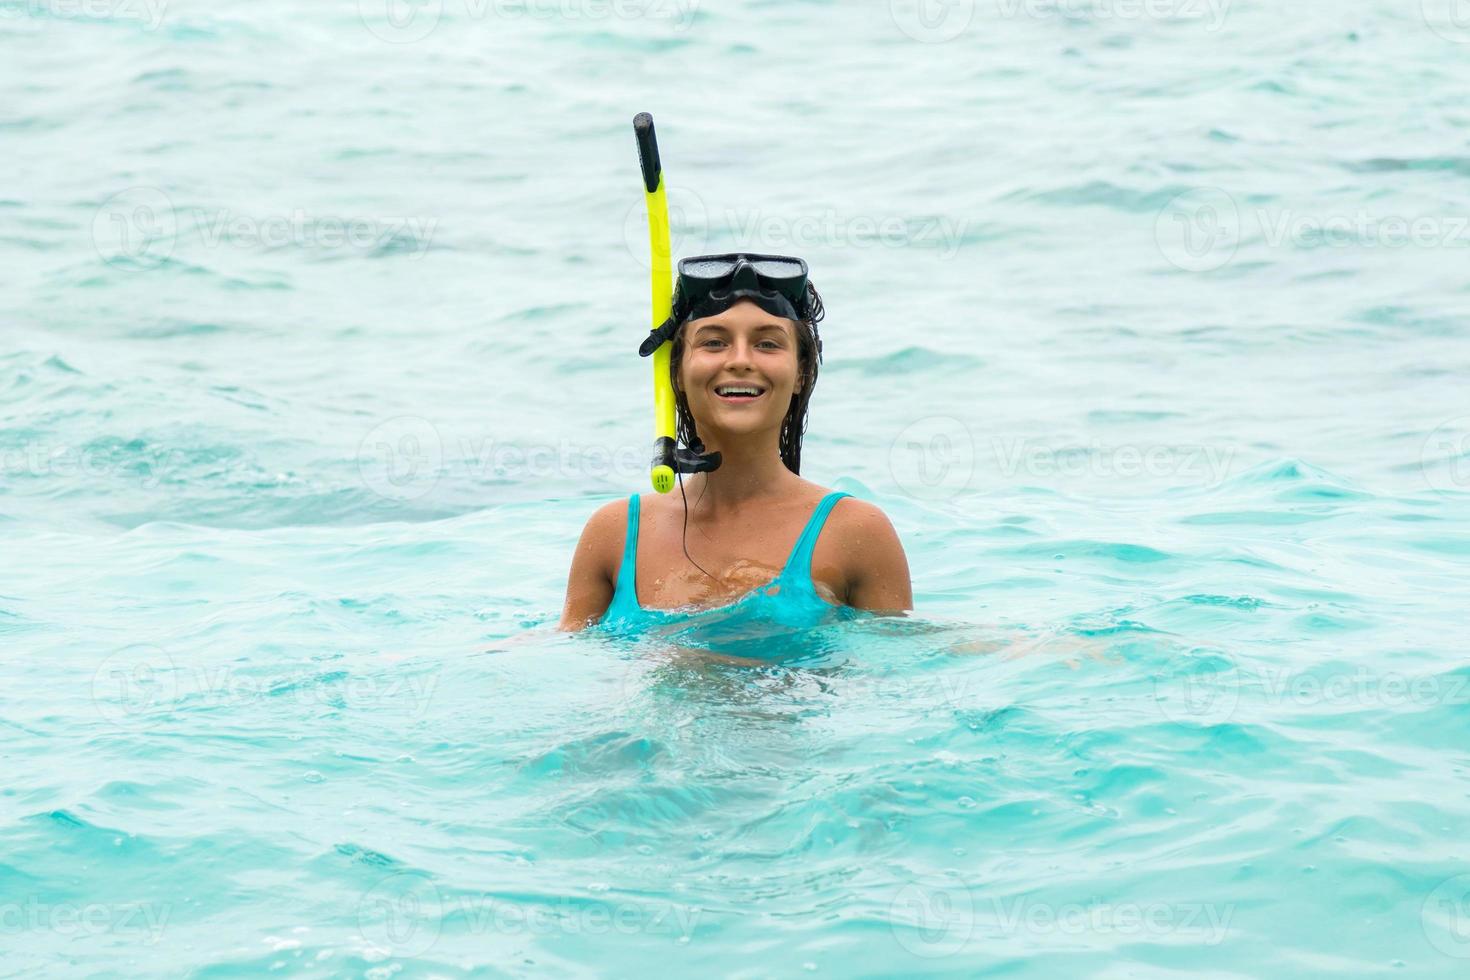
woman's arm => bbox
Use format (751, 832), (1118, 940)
(556, 500), (623, 631)
(840, 500), (914, 613)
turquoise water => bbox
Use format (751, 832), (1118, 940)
(6, 0), (1470, 975)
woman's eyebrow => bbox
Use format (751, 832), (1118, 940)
(694, 323), (788, 336)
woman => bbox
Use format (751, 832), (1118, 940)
(558, 253), (912, 633)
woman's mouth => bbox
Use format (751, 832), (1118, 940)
(714, 384), (766, 403)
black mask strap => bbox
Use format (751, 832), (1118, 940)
(638, 314), (680, 357)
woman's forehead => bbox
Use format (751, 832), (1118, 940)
(686, 301), (795, 334)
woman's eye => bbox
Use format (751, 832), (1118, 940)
(699, 338), (781, 349)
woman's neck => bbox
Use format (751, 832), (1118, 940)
(678, 439), (800, 514)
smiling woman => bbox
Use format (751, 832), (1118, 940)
(557, 256), (913, 637)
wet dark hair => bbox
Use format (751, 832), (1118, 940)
(668, 281), (826, 474)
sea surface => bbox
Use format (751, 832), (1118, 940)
(4, 0), (1470, 976)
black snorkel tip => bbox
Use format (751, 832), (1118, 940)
(633, 113), (661, 195)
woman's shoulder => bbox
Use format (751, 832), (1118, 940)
(576, 495), (635, 568)
(819, 488), (898, 539)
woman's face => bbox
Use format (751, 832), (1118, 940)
(677, 299), (802, 438)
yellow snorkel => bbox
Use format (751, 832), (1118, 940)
(633, 112), (721, 491)
(633, 113), (678, 493)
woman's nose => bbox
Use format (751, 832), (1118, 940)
(725, 338), (756, 366)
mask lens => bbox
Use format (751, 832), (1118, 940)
(748, 258), (804, 279)
(679, 256), (738, 281)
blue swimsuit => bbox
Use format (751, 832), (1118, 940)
(599, 491), (862, 646)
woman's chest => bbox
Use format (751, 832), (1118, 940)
(632, 503), (848, 610)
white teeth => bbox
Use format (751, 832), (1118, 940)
(716, 386), (763, 396)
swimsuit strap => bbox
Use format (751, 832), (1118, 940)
(617, 493), (641, 599)
(780, 491), (850, 584)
